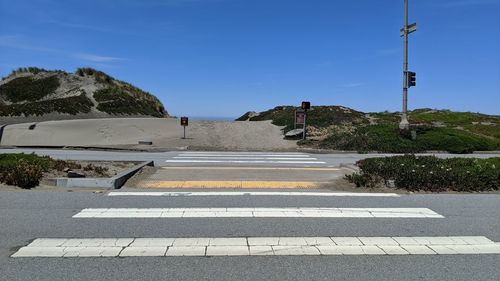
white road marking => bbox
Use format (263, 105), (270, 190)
(160, 166), (340, 171)
(108, 191), (400, 197)
(165, 160), (326, 164)
(177, 153), (310, 158)
(13, 236), (500, 257)
(72, 207), (442, 218)
(174, 157), (318, 160)
(178, 153), (309, 156)
(167, 152), (324, 164)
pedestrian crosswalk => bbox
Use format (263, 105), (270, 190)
(139, 152), (341, 188)
(165, 152), (326, 165)
(10, 168), (500, 258)
(12, 189), (500, 258)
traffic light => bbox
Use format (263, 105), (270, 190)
(407, 71), (416, 87)
(301, 101), (311, 110)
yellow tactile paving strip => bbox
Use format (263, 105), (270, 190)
(139, 180), (324, 189)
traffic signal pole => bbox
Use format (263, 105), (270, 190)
(400, 0), (410, 130)
(302, 110), (307, 140)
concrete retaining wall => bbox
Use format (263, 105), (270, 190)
(47, 161), (154, 189)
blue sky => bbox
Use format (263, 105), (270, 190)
(1, 0), (499, 118)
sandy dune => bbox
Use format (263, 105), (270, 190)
(0, 118), (297, 151)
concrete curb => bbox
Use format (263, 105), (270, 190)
(0, 124), (6, 145)
(339, 163), (360, 173)
(46, 161), (154, 189)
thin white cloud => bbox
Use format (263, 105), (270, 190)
(0, 35), (58, 52)
(74, 53), (123, 63)
(0, 34), (124, 65)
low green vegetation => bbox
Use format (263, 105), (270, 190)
(0, 93), (93, 116)
(369, 109), (500, 138)
(241, 106), (500, 153)
(371, 109), (500, 126)
(0, 75), (60, 102)
(317, 125), (500, 154)
(0, 154), (51, 188)
(0, 153), (110, 189)
(237, 106), (367, 131)
(77, 67), (166, 117)
(463, 124), (500, 139)
(76, 67), (114, 84)
(345, 155), (500, 192)
(0, 67), (65, 80)
(94, 87), (165, 117)
(0, 67), (167, 118)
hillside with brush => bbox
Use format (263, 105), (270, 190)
(0, 67), (168, 123)
(237, 106), (500, 153)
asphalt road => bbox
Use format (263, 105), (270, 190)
(0, 148), (498, 167)
(1, 148), (499, 281)
(1, 190), (499, 281)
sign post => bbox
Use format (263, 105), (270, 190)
(180, 117), (188, 139)
(301, 101), (311, 140)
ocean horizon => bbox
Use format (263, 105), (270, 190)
(188, 116), (237, 121)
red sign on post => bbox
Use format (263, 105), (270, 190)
(180, 117), (188, 139)
(296, 111), (306, 125)
(180, 117), (188, 126)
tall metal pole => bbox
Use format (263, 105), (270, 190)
(400, 0), (410, 130)
(302, 110), (307, 140)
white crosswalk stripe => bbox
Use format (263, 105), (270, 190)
(108, 191), (400, 197)
(166, 152), (326, 165)
(72, 207), (444, 218)
(12, 237), (500, 257)
(166, 160), (326, 164)
(174, 157), (318, 160)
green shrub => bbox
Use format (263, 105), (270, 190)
(0, 93), (93, 116)
(51, 160), (81, 171)
(319, 125), (500, 153)
(411, 110), (500, 126)
(83, 164), (109, 176)
(1, 159), (44, 189)
(0, 153), (85, 189)
(346, 155), (500, 192)
(344, 173), (369, 187)
(95, 87), (164, 117)
(76, 67), (114, 84)
(0, 154), (50, 189)
(369, 109), (500, 127)
(463, 124), (500, 139)
(235, 111), (252, 121)
(239, 106), (368, 131)
(0, 75), (60, 102)
(0, 153), (52, 170)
